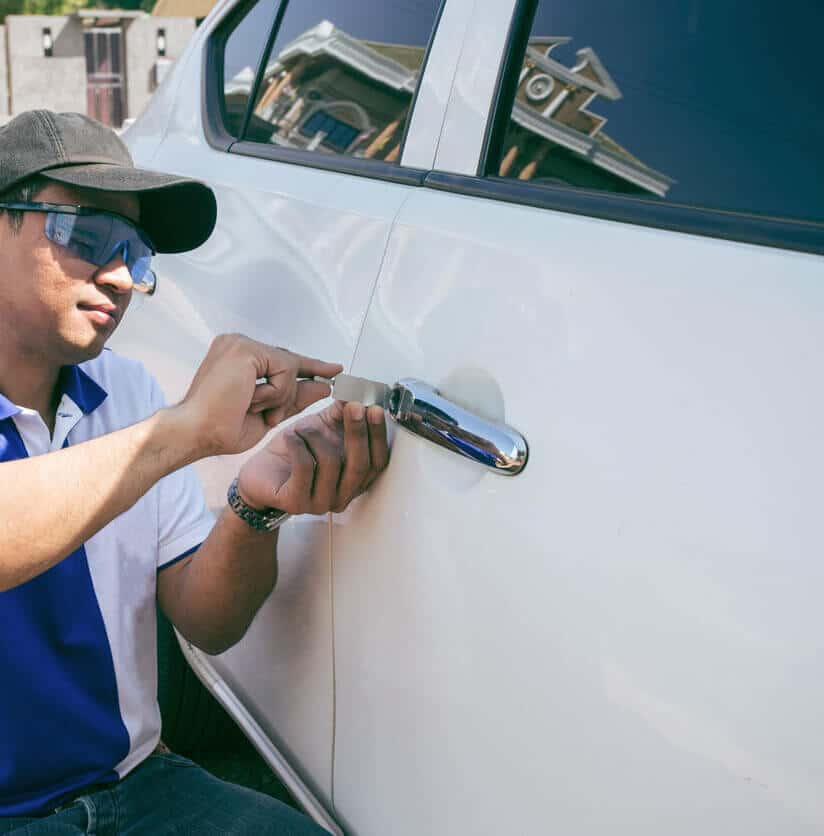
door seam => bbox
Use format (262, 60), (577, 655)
(346, 189), (417, 372)
(330, 187), (416, 812)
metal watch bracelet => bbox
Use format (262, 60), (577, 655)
(227, 478), (290, 532)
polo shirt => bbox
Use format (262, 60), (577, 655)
(0, 349), (215, 817)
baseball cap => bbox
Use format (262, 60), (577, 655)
(0, 110), (217, 253)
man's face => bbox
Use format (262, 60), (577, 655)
(0, 182), (140, 367)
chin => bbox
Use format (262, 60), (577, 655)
(59, 333), (111, 366)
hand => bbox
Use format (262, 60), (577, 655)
(236, 400), (389, 515)
(175, 334), (343, 457)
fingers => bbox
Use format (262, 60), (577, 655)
(250, 382), (278, 413)
(293, 379), (333, 413)
(334, 403), (371, 511)
(364, 405), (389, 488)
(254, 377), (331, 425)
(271, 432), (316, 512)
(272, 401), (389, 516)
(258, 343), (342, 384)
(332, 403), (389, 511)
(242, 339), (341, 425)
(296, 428), (341, 514)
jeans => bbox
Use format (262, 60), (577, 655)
(0, 752), (329, 835)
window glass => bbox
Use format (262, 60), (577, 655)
(494, 1), (823, 222)
(221, 1), (283, 138)
(242, 0), (442, 163)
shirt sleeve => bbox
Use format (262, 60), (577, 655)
(145, 375), (216, 569)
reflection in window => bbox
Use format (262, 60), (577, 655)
(221, 1), (282, 138)
(495, 1), (824, 222)
(499, 35), (673, 198)
(300, 109), (362, 153)
(243, 1), (441, 162)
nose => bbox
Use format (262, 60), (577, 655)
(94, 254), (133, 295)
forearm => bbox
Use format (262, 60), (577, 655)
(0, 407), (198, 591)
(160, 508), (280, 655)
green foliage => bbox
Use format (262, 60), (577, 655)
(0, 0), (154, 22)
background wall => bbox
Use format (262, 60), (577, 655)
(6, 15), (86, 114)
(0, 12), (195, 124)
(123, 15), (193, 121)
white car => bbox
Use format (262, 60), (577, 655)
(120, 0), (824, 833)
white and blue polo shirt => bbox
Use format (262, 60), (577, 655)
(0, 350), (215, 817)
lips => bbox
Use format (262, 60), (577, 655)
(78, 303), (119, 323)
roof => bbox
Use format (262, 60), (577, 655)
(74, 8), (147, 20)
(151, 0), (216, 16)
(363, 41), (425, 72)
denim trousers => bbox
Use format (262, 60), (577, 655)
(0, 752), (329, 835)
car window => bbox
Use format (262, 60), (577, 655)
(220, 1), (282, 139)
(491, 0), (823, 223)
(240, 0), (442, 163)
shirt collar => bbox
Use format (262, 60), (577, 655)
(0, 392), (19, 421)
(0, 365), (107, 421)
(57, 365), (107, 415)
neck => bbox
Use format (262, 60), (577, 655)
(0, 348), (62, 427)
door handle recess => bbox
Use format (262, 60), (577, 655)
(388, 379), (528, 476)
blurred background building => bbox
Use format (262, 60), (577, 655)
(0, 0), (217, 126)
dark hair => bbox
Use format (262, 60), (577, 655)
(0, 175), (49, 234)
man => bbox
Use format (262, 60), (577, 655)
(0, 110), (388, 834)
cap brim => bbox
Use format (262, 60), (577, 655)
(41, 163), (217, 254)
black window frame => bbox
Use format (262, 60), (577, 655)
(203, 0), (448, 187)
(428, 0), (824, 258)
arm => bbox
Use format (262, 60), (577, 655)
(156, 509), (280, 656)
(157, 400), (389, 655)
(0, 334), (342, 592)
(0, 409), (195, 591)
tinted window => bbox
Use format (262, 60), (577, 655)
(241, 0), (442, 163)
(220, 1), (282, 138)
(493, 1), (823, 222)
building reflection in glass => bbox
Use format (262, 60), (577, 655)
(224, 20), (671, 197)
(503, 37), (672, 197)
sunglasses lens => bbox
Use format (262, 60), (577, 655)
(45, 211), (156, 295)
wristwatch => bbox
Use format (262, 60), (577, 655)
(227, 478), (290, 532)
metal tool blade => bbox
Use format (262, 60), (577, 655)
(329, 373), (391, 408)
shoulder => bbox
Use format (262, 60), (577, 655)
(79, 349), (165, 423)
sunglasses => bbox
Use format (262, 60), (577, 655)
(0, 201), (157, 295)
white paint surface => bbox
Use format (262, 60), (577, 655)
(331, 186), (824, 835)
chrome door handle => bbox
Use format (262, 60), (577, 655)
(388, 379), (528, 476)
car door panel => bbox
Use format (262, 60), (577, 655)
(331, 185), (824, 835)
(117, 0), (451, 803)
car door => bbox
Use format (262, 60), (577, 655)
(115, 0), (456, 811)
(331, 1), (824, 834)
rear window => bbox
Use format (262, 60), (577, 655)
(491, 0), (823, 223)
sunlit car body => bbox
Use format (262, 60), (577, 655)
(119, 0), (824, 833)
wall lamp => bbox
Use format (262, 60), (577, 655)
(42, 28), (53, 57)
(156, 28), (166, 57)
